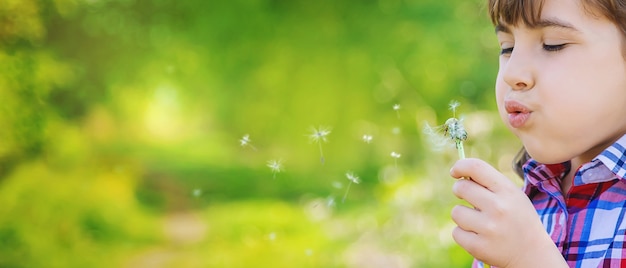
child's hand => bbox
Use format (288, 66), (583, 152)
(449, 158), (567, 268)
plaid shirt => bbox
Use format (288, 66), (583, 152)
(474, 134), (626, 268)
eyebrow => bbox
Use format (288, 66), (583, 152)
(495, 18), (580, 34)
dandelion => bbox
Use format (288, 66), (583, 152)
(308, 126), (331, 165)
(342, 171), (360, 203)
(393, 104), (401, 118)
(446, 100), (467, 159)
(267, 159), (283, 179)
(391, 151), (401, 168)
(239, 134), (257, 150)
(362, 134), (373, 144)
(422, 100), (468, 160)
(445, 117), (467, 159)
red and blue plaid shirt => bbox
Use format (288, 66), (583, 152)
(474, 135), (626, 268)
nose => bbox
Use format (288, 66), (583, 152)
(501, 50), (535, 91)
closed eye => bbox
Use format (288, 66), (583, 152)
(500, 47), (513, 55)
(501, 44), (566, 55)
(543, 44), (566, 52)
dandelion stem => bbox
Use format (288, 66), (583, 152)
(456, 140), (465, 159)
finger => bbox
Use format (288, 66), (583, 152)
(451, 204), (484, 233)
(451, 226), (485, 259)
(450, 158), (514, 192)
(452, 178), (495, 210)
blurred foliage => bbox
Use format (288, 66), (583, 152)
(0, 0), (521, 267)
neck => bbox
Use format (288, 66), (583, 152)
(560, 157), (588, 195)
(561, 167), (574, 196)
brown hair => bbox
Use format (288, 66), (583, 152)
(489, 0), (626, 35)
(488, 0), (626, 178)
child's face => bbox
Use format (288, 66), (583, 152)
(495, 0), (626, 164)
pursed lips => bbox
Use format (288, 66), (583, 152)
(504, 100), (532, 128)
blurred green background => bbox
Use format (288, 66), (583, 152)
(0, 0), (522, 267)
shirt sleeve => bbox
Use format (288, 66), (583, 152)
(472, 259), (490, 268)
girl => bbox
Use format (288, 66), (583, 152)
(450, 0), (626, 267)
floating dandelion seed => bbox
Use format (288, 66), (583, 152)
(268, 232), (277, 241)
(392, 127), (401, 135)
(391, 151), (401, 168)
(267, 159), (283, 179)
(393, 104), (401, 118)
(362, 134), (373, 144)
(342, 171), (360, 203)
(308, 126), (331, 165)
(449, 100), (461, 116)
(239, 134), (250, 146)
(192, 188), (202, 198)
(347, 172), (360, 184)
(239, 134), (257, 150)
(326, 196), (336, 207)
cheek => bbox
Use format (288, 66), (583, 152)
(494, 75), (508, 119)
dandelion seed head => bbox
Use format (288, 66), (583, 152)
(390, 151), (401, 159)
(346, 171), (360, 184)
(393, 104), (401, 111)
(362, 134), (373, 143)
(445, 118), (467, 142)
(308, 126), (331, 143)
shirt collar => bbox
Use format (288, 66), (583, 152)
(594, 134), (626, 181)
(523, 160), (569, 188)
(523, 134), (626, 187)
